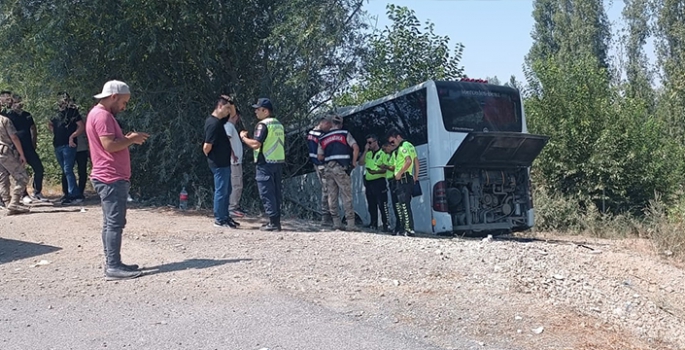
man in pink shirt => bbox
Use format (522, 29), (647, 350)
(87, 80), (149, 281)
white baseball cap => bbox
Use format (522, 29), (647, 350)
(93, 80), (131, 99)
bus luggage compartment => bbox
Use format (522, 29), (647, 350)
(443, 132), (549, 235)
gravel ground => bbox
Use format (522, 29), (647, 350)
(1, 200), (684, 350)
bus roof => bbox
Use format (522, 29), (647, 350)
(336, 80), (436, 119)
(336, 80), (519, 120)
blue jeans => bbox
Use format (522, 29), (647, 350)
(92, 179), (130, 268)
(211, 166), (232, 222)
(55, 145), (79, 197)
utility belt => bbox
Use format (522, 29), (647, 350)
(396, 172), (414, 184)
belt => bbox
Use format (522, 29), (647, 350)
(397, 172), (413, 184)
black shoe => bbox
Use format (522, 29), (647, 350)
(214, 220), (233, 228)
(404, 230), (415, 237)
(260, 223), (281, 231)
(60, 197), (72, 205)
(226, 217), (240, 227)
(105, 267), (142, 281)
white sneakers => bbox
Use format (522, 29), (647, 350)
(34, 193), (49, 202)
(22, 193), (51, 204)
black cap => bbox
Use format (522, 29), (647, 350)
(251, 98), (273, 111)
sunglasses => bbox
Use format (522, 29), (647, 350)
(367, 140), (376, 144)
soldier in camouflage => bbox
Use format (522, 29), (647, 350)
(0, 93), (31, 215)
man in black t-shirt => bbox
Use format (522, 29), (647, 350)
(49, 94), (85, 204)
(6, 95), (46, 202)
(203, 95), (240, 229)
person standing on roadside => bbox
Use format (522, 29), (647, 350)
(74, 112), (90, 201)
(87, 80), (148, 281)
(5, 95), (47, 203)
(359, 134), (389, 232)
(317, 114), (359, 231)
(0, 98), (30, 215)
(240, 98), (285, 232)
(307, 115), (333, 226)
(223, 105), (246, 218)
(50, 93), (85, 205)
(203, 95), (239, 229)
(386, 128), (418, 237)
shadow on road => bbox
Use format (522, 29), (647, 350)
(0, 238), (62, 265)
(142, 258), (252, 276)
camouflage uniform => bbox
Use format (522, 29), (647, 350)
(324, 161), (355, 230)
(0, 113), (30, 213)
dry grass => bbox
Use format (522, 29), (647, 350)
(533, 188), (685, 261)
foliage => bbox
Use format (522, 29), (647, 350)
(336, 4), (464, 106)
(0, 0), (366, 204)
(526, 55), (683, 213)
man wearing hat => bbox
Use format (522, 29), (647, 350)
(240, 98), (285, 231)
(87, 80), (149, 280)
(307, 114), (333, 226)
(317, 114), (359, 231)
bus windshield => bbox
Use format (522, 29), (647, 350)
(437, 82), (522, 133)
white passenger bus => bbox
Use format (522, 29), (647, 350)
(284, 79), (548, 235)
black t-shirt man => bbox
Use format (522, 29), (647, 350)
(204, 116), (232, 168)
(50, 108), (82, 148)
(6, 110), (35, 151)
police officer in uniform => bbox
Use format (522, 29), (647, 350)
(0, 96), (30, 215)
(387, 128), (418, 236)
(307, 115), (333, 226)
(382, 141), (401, 234)
(360, 134), (389, 232)
(241, 98), (285, 231)
(317, 114), (359, 231)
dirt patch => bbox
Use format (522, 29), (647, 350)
(1, 200), (684, 350)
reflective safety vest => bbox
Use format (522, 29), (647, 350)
(319, 129), (352, 167)
(254, 118), (285, 163)
(384, 151), (394, 179)
(394, 140), (417, 176)
(364, 149), (385, 181)
(306, 129), (324, 166)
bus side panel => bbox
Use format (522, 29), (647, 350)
(351, 167), (369, 226)
(410, 144), (432, 234)
(426, 84), (467, 234)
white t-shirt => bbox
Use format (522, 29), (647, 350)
(223, 121), (243, 165)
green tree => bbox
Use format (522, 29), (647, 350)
(527, 54), (681, 213)
(622, 0), (655, 105)
(653, 0), (685, 142)
(337, 4), (464, 106)
(0, 0), (366, 205)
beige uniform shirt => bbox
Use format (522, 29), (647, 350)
(0, 114), (18, 147)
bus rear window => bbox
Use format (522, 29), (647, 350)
(438, 87), (522, 132)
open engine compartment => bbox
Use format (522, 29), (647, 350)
(445, 167), (532, 234)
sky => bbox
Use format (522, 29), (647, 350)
(363, 0), (635, 84)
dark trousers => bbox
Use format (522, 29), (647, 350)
(392, 173), (415, 233)
(389, 179), (401, 233)
(365, 178), (389, 228)
(92, 179), (129, 268)
(63, 150), (88, 197)
(23, 146), (44, 196)
(256, 163), (282, 219)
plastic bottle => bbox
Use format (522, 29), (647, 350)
(179, 187), (188, 210)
